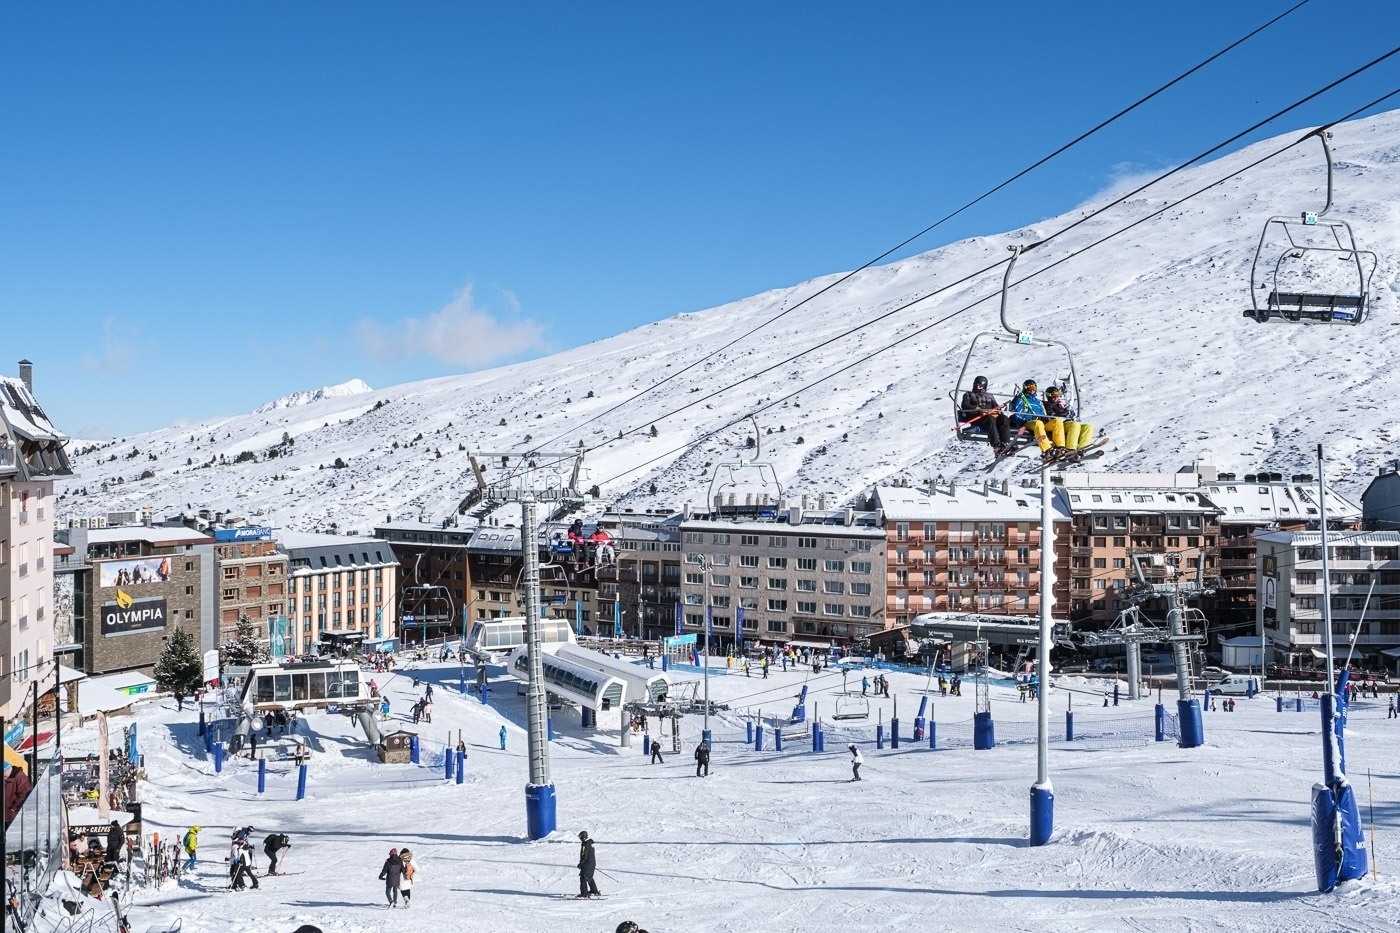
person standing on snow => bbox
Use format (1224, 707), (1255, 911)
(379, 847), (404, 907)
(398, 848), (416, 907)
(231, 838), (259, 890)
(693, 741), (710, 778)
(650, 738), (664, 765)
(499, 726), (508, 750)
(577, 831), (600, 898)
(849, 744), (863, 782)
(263, 832), (291, 875)
(182, 825), (200, 871)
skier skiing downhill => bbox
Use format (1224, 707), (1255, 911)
(849, 745), (864, 782)
(960, 375), (1014, 456)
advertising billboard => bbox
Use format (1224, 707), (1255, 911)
(213, 526), (272, 542)
(100, 596), (168, 637)
(98, 557), (172, 587)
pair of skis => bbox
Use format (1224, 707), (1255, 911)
(982, 436), (1108, 472)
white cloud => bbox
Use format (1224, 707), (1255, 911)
(356, 286), (546, 367)
(80, 317), (149, 375)
(1074, 159), (1179, 211)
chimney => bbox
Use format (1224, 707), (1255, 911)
(789, 506), (802, 525)
(745, 493), (754, 506)
(18, 359), (32, 392)
(1001, 480), (1010, 495)
(844, 507), (855, 526)
(949, 479), (957, 495)
(802, 495), (811, 510)
(818, 494), (828, 510)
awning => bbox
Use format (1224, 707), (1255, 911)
(1379, 647), (1400, 659)
(1310, 647), (1359, 660)
(786, 640), (837, 649)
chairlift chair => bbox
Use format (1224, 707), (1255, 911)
(832, 695), (870, 721)
(950, 244), (1081, 447)
(1243, 130), (1378, 325)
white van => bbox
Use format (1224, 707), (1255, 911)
(1210, 674), (1258, 696)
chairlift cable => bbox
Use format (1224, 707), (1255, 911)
(528, 2), (1315, 456)
(580, 85), (1400, 493)
(533, 62), (1400, 495)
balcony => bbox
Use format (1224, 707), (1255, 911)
(19, 510), (29, 525)
(909, 558), (925, 570)
(1070, 546), (1092, 558)
(1220, 559), (1255, 570)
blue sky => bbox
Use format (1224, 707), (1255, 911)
(3, 1), (1398, 438)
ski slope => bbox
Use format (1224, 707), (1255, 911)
(51, 656), (1400, 933)
(54, 110), (1400, 534)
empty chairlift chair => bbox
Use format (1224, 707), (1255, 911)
(1243, 130), (1377, 325)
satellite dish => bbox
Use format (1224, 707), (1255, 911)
(251, 715), (266, 732)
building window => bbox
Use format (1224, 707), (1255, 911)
(769, 536), (788, 548)
(851, 605), (872, 618)
(824, 580), (845, 594)
(685, 532), (703, 544)
(850, 582), (871, 596)
(222, 588), (238, 601)
(767, 620), (788, 633)
(767, 578), (787, 590)
(712, 574), (730, 587)
(740, 534), (759, 546)
(712, 534), (730, 545)
(740, 576), (758, 588)
(740, 555), (759, 568)
(824, 603), (845, 616)
(824, 559), (844, 572)
(768, 599), (788, 612)
(851, 560), (872, 574)
(768, 557), (788, 569)
(797, 579), (817, 592)
(797, 557), (817, 571)
(797, 600), (817, 613)
(685, 573), (704, 585)
(797, 537), (817, 549)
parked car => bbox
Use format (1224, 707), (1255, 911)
(1199, 666), (1229, 683)
(1091, 658), (1124, 673)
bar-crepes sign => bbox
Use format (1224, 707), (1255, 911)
(101, 594), (167, 636)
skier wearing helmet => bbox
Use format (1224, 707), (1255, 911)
(1043, 385), (1093, 450)
(1009, 379), (1067, 462)
(849, 744), (864, 782)
(959, 375), (1013, 456)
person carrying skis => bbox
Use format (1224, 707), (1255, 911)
(379, 847), (404, 907)
(398, 848), (416, 907)
(181, 825), (199, 872)
(1043, 385), (1093, 450)
(848, 744), (864, 782)
(263, 832), (290, 875)
(960, 375), (1013, 455)
(693, 741), (710, 777)
(577, 831), (600, 898)
(1009, 379), (1068, 462)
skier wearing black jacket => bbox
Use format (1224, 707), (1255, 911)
(693, 741), (710, 777)
(263, 832), (290, 875)
(577, 831), (600, 898)
(960, 376), (1012, 455)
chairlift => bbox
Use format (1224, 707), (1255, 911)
(1244, 130), (1377, 324)
(832, 695), (870, 721)
(707, 416), (783, 512)
(949, 244), (1080, 448)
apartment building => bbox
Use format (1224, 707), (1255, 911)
(870, 479), (1072, 625)
(212, 526), (289, 645)
(375, 518), (476, 642)
(1058, 472), (1221, 625)
(280, 531), (399, 653)
(1360, 463), (1400, 531)
(0, 362), (72, 718)
(677, 504), (886, 649)
(1199, 470), (1359, 630)
(57, 521), (216, 677)
(1254, 529), (1400, 670)
(595, 510), (682, 640)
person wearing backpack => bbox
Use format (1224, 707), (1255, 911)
(263, 832), (291, 875)
(398, 848), (416, 907)
(181, 825), (199, 872)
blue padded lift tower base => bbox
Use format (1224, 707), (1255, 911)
(526, 783), (557, 840)
(1029, 783), (1054, 847)
(1176, 698), (1204, 748)
(1311, 782), (1368, 891)
(973, 711), (995, 750)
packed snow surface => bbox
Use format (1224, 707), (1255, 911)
(57, 111), (1400, 532)
(60, 655), (1400, 932)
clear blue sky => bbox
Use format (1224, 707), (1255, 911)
(3, 1), (1398, 438)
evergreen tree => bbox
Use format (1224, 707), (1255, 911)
(154, 628), (203, 694)
(220, 615), (271, 667)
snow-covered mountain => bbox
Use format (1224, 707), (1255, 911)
(253, 378), (374, 414)
(56, 112), (1400, 533)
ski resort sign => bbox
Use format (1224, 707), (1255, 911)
(101, 596), (168, 637)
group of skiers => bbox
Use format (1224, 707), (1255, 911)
(960, 375), (1096, 463)
(937, 675), (962, 697)
(861, 674), (891, 698)
(215, 825), (293, 891)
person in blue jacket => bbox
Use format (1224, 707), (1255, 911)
(1009, 379), (1064, 462)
